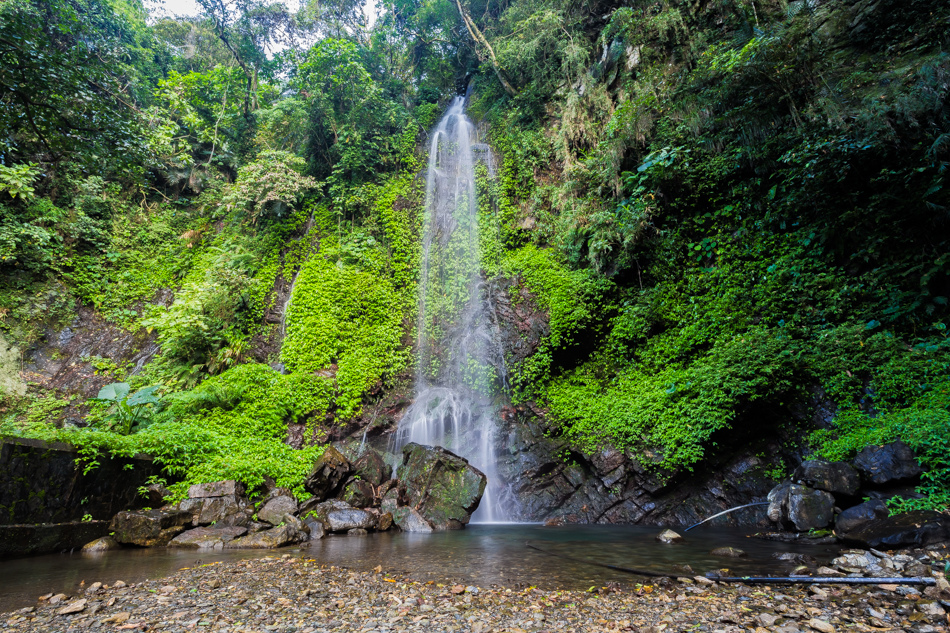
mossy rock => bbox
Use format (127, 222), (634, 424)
(396, 443), (487, 530)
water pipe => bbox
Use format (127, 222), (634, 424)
(684, 502), (771, 531)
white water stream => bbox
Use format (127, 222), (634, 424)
(391, 96), (512, 522)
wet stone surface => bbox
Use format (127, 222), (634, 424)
(2, 554), (949, 633)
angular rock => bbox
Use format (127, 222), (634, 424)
(396, 443), (487, 529)
(377, 512), (394, 531)
(342, 479), (376, 508)
(257, 495), (298, 526)
(767, 482), (835, 531)
(852, 441), (922, 485)
(225, 522), (306, 549)
(301, 515), (326, 540)
(793, 460), (860, 497)
(656, 529), (684, 543)
(169, 526), (247, 549)
(838, 510), (950, 548)
(110, 509), (191, 547)
(310, 500), (377, 533)
(393, 506), (434, 533)
(188, 480), (244, 499)
(835, 499), (889, 535)
(81, 536), (121, 552)
(353, 450), (392, 487)
(56, 599), (87, 615)
(304, 446), (353, 501)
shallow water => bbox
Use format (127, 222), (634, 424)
(0, 524), (838, 613)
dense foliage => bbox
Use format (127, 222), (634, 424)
(1, 0), (948, 509)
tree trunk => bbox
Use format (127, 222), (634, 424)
(454, 0), (517, 97)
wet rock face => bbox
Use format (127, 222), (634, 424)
(767, 482), (835, 531)
(793, 459), (860, 498)
(497, 412), (780, 527)
(225, 522), (306, 549)
(110, 509), (192, 547)
(835, 499), (889, 535)
(838, 510), (950, 549)
(304, 447), (353, 501)
(852, 441), (922, 485)
(396, 443), (487, 530)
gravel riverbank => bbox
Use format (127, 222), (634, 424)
(3, 552), (949, 633)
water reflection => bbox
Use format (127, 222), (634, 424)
(0, 524), (837, 613)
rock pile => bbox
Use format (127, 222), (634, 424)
(766, 441), (950, 547)
(100, 442), (487, 551)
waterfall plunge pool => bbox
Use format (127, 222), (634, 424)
(0, 524), (838, 613)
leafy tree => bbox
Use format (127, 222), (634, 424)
(0, 0), (148, 171)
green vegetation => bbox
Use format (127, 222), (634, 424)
(0, 0), (948, 509)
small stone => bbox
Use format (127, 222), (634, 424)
(756, 613), (780, 627)
(82, 536), (121, 552)
(113, 580), (127, 588)
(85, 582), (102, 594)
(656, 529), (684, 543)
(710, 546), (746, 558)
(102, 612), (131, 624)
(806, 618), (834, 633)
(48, 593), (67, 604)
(815, 567), (843, 576)
(56, 598), (87, 615)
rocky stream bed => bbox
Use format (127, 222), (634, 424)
(2, 544), (949, 633)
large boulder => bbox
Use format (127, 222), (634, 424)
(793, 460), (860, 498)
(852, 441), (922, 485)
(257, 495), (298, 526)
(110, 509), (192, 547)
(226, 518), (307, 549)
(396, 443), (487, 530)
(169, 526), (247, 549)
(767, 482), (835, 532)
(308, 500), (377, 533)
(353, 450), (392, 487)
(835, 499), (890, 535)
(838, 510), (950, 548)
(393, 507), (434, 533)
(176, 480), (249, 526)
(304, 447), (353, 501)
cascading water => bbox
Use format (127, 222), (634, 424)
(391, 96), (513, 523)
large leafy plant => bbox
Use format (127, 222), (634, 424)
(90, 382), (161, 435)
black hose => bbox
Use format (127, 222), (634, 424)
(709, 575), (937, 586)
(684, 502), (770, 531)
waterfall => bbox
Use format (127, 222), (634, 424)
(391, 96), (512, 523)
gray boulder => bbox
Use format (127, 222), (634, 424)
(767, 482), (835, 531)
(852, 441), (922, 485)
(309, 499), (377, 533)
(835, 499), (889, 535)
(226, 521), (306, 549)
(793, 460), (860, 497)
(169, 526), (247, 549)
(110, 509), (192, 547)
(257, 495), (298, 526)
(176, 479), (249, 526)
(341, 479), (376, 508)
(396, 443), (487, 530)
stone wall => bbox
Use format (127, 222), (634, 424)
(0, 437), (160, 525)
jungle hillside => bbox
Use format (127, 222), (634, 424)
(1, 0), (948, 511)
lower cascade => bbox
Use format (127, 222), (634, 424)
(391, 95), (513, 523)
